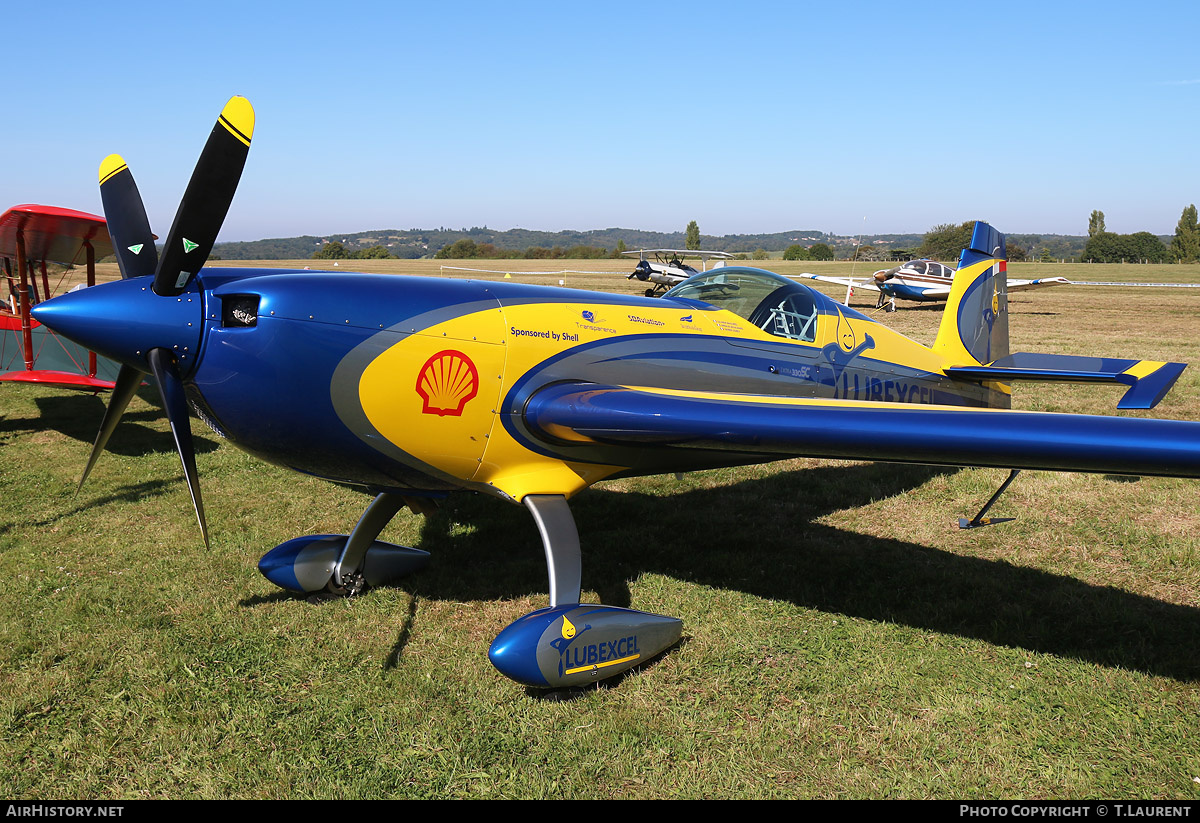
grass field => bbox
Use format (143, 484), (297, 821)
(1, 260), (1199, 799)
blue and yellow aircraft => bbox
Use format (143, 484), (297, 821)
(31, 97), (1200, 689)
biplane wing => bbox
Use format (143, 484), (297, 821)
(0, 204), (113, 265)
(0, 204), (119, 390)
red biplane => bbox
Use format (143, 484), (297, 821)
(0, 204), (119, 391)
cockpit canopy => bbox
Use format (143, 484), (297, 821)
(663, 267), (825, 343)
(897, 260), (955, 278)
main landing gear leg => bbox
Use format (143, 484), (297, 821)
(487, 494), (682, 689)
(329, 493), (410, 595)
(257, 492), (431, 596)
(524, 494), (581, 607)
(958, 469), (1021, 530)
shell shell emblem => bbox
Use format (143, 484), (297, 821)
(415, 350), (479, 417)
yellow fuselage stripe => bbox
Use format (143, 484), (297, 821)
(564, 653), (640, 675)
(618, 384), (1009, 413)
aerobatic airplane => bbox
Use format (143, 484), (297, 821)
(31, 96), (1200, 690)
(624, 248), (733, 296)
(0, 205), (119, 390)
(798, 258), (1070, 311)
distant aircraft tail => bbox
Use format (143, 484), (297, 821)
(932, 222), (1009, 364)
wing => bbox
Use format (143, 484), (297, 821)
(1008, 276), (1071, 291)
(522, 383), (1200, 479)
(0, 204), (113, 264)
(792, 273), (880, 292)
(0, 204), (118, 390)
(621, 249), (734, 259)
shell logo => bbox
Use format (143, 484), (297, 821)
(415, 350), (479, 417)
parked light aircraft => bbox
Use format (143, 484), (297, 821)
(31, 96), (1200, 689)
(798, 258), (1070, 311)
(623, 248), (733, 296)
(0, 205), (119, 390)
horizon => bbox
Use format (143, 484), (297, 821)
(211, 221), (1137, 248)
(212, 223), (1131, 248)
(1, 2), (1196, 243)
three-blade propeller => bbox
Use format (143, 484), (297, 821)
(80, 95), (255, 547)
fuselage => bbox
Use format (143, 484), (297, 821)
(874, 260), (957, 302)
(35, 266), (1001, 503)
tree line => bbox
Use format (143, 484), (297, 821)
(1080, 207), (1198, 263)
(431, 239), (619, 260)
(304, 212), (1200, 264)
(914, 207), (1199, 265)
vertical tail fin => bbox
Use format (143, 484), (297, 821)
(932, 222), (1009, 372)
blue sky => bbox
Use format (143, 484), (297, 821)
(1, 0), (1197, 242)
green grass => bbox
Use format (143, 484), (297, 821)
(1, 263), (1199, 798)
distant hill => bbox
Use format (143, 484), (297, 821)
(211, 225), (1112, 262)
(213, 226), (929, 260)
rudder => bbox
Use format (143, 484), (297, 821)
(932, 221), (1010, 370)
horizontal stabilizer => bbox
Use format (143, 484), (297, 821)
(523, 382), (1200, 479)
(945, 353), (1186, 410)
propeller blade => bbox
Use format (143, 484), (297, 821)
(98, 154), (158, 279)
(79, 363), (145, 490)
(146, 348), (209, 548)
(153, 96), (255, 296)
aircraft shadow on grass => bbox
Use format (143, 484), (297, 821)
(7, 384), (1192, 682)
(0, 391), (221, 458)
(376, 462), (1200, 683)
(0, 479), (177, 542)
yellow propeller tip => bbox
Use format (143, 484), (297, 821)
(98, 154), (127, 186)
(219, 96), (255, 145)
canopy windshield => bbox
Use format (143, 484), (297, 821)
(664, 268), (820, 343)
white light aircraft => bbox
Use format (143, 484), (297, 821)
(798, 258), (1070, 311)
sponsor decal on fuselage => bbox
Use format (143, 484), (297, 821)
(577, 309), (616, 334)
(415, 350), (479, 416)
(511, 326), (580, 343)
(549, 614), (640, 677)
